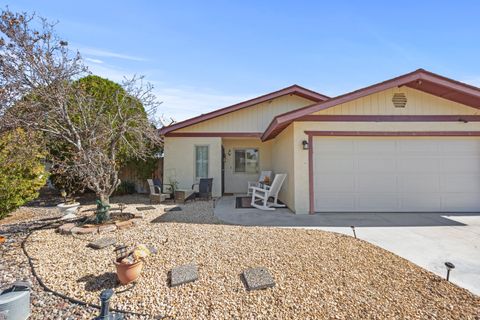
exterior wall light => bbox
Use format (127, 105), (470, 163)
(302, 140), (309, 150)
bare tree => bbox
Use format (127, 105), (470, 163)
(0, 9), (162, 205)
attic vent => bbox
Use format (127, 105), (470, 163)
(392, 93), (407, 108)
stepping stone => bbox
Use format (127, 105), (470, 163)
(167, 206), (182, 212)
(71, 226), (97, 235)
(242, 267), (275, 291)
(170, 263), (198, 287)
(88, 237), (116, 249)
(58, 223), (76, 235)
(98, 224), (117, 233)
(115, 220), (134, 230)
(136, 206), (156, 211)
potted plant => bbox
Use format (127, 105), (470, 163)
(114, 244), (151, 285)
(56, 189), (80, 216)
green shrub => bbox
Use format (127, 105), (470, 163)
(0, 129), (48, 218)
(115, 181), (136, 195)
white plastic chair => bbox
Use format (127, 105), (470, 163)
(247, 171), (272, 195)
(250, 174), (287, 210)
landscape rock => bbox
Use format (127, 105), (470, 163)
(98, 224), (117, 233)
(88, 237), (116, 249)
(170, 263), (198, 287)
(70, 226), (97, 235)
(58, 223), (76, 235)
(136, 206), (156, 211)
(115, 220), (133, 230)
(242, 267), (275, 291)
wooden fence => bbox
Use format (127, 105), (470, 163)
(118, 158), (163, 193)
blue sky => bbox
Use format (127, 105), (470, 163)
(6, 1), (480, 121)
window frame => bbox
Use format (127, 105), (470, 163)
(194, 145), (209, 180)
(234, 148), (259, 174)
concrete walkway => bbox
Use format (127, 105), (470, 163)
(214, 196), (480, 295)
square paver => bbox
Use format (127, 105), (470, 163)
(242, 267), (275, 291)
(88, 237), (116, 249)
(136, 206), (156, 211)
(170, 263), (198, 287)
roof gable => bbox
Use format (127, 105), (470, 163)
(262, 69), (480, 140)
(159, 85), (329, 135)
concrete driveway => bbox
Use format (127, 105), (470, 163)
(215, 197), (480, 295)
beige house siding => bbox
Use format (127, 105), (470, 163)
(272, 124), (295, 210)
(222, 138), (273, 194)
(314, 87), (479, 115)
(163, 137), (222, 197)
(175, 95), (314, 133)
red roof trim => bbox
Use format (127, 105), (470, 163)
(159, 85), (329, 135)
(165, 132), (263, 138)
(304, 131), (480, 137)
(296, 115), (480, 122)
(262, 69), (480, 141)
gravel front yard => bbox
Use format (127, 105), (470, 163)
(15, 196), (480, 319)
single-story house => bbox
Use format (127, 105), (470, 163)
(159, 69), (480, 214)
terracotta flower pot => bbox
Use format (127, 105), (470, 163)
(114, 259), (144, 285)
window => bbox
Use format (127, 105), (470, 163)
(235, 149), (259, 173)
(195, 146), (209, 179)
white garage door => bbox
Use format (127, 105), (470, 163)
(313, 137), (480, 212)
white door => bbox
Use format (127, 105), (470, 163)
(313, 137), (480, 212)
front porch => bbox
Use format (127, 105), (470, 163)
(214, 195), (294, 225)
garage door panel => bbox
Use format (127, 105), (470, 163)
(317, 140), (354, 153)
(314, 157), (354, 173)
(440, 158), (480, 173)
(315, 194), (355, 211)
(397, 157), (439, 173)
(398, 174), (440, 192)
(440, 175), (480, 192)
(438, 140), (480, 154)
(313, 137), (480, 212)
(316, 174), (355, 192)
(399, 194), (442, 211)
(357, 157), (396, 172)
(397, 140), (439, 153)
(442, 194), (480, 211)
(356, 140), (396, 154)
(356, 174), (397, 192)
(356, 194), (398, 211)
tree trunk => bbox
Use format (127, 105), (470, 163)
(96, 192), (111, 222)
(98, 193), (110, 205)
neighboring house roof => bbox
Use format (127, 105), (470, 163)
(159, 85), (329, 135)
(262, 69), (480, 141)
